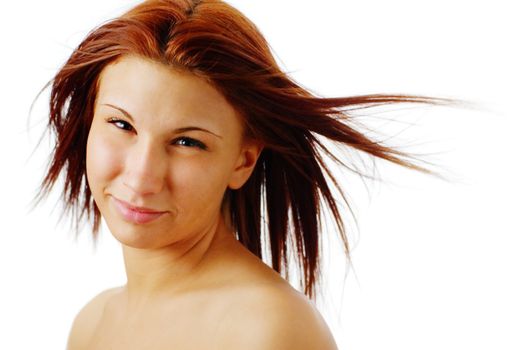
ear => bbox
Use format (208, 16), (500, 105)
(228, 139), (264, 190)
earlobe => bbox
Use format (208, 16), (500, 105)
(228, 141), (264, 190)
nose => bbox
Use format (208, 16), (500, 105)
(123, 139), (167, 196)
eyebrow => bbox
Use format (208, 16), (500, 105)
(102, 103), (223, 139)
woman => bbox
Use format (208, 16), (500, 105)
(31, 0), (460, 348)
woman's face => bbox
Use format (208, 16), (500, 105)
(86, 55), (262, 248)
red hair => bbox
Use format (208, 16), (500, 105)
(31, 0), (464, 300)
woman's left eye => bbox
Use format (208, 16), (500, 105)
(172, 137), (207, 150)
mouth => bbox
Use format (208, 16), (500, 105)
(111, 196), (167, 224)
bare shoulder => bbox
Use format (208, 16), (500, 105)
(216, 284), (339, 350)
(65, 286), (122, 350)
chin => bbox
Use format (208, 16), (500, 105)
(100, 193), (212, 250)
(101, 202), (167, 249)
(106, 220), (166, 249)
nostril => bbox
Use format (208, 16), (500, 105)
(123, 176), (165, 197)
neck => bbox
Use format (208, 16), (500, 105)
(120, 212), (237, 311)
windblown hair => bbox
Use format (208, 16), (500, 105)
(31, 0), (462, 299)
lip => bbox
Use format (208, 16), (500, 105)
(111, 196), (167, 224)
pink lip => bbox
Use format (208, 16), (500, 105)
(111, 196), (166, 224)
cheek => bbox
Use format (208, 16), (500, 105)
(86, 128), (122, 193)
(173, 157), (232, 212)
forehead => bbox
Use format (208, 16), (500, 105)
(95, 55), (242, 129)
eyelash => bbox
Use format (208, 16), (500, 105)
(105, 118), (208, 150)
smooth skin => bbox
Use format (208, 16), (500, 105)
(66, 54), (338, 349)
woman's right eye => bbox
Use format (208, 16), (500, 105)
(107, 118), (133, 132)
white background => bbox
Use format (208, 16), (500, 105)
(1, 1), (525, 349)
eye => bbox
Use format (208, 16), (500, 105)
(106, 118), (207, 151)
(172, 137), (208, 150)
(107, 117), (133, 132)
